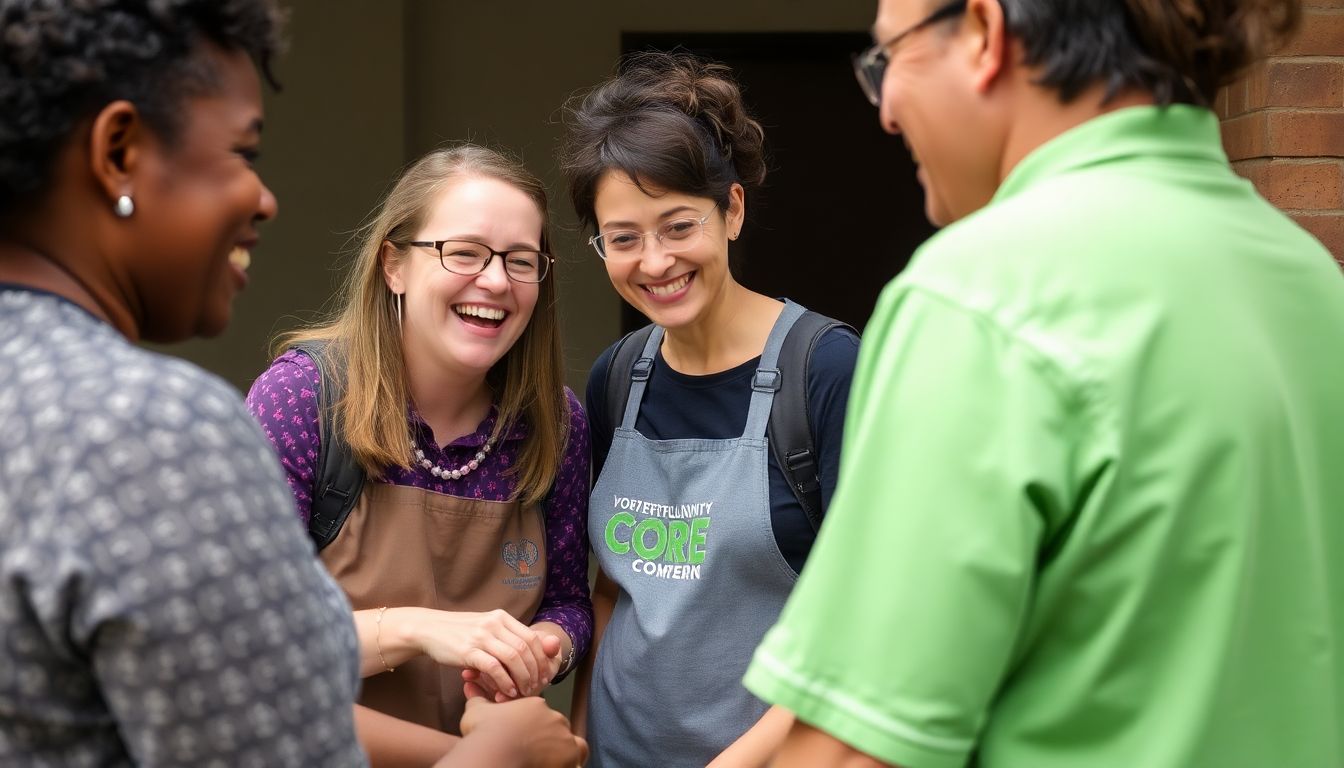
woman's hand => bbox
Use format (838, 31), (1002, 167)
(375, 607), (559, 698)
(435, 696), (587, 768)
(462, 623), (566, 702)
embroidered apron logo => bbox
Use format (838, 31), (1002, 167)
(501, 539), (543, 590)
(604, 495), (713, 580)
(502, 539), (540, 575)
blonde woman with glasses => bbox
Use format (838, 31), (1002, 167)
(246, 145), (591, 767)
(560, 52), (860, 768)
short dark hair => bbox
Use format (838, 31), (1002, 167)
(561, 51), (767, 231)
(1002, 0), (1301, 105)
(0, 0), (287, 215)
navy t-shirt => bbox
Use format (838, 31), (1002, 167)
(586, 325), (859, 573)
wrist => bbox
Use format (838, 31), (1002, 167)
(533, 621), (576, 676)
(387, 606), (429, 655)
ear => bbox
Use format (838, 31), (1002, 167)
(381, 240), (406, 294)
(965, 0), (1009, 94)
(725, 182), (746, 239)
(87, 100), (145, 205)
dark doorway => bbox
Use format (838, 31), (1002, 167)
(619, 32), (937, 335)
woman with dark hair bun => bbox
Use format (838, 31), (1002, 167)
(744, 1), (1344, 767)
(561, 52), (860, 767)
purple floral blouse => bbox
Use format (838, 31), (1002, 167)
(245, 349), (593, 666)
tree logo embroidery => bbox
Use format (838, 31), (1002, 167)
(502, 539), (540, 576)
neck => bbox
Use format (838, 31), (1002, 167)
(0, 238), (138, 340)
(661, 281), (783, 374)
(402, 351), (493, 447)
(998, 83), (1156, 186)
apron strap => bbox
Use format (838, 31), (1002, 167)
(620, 324), (666, 430)
(743, 300), (806, 438)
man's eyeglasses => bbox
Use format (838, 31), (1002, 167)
(852, 0), (968, 107)
(588, 211), (714, 261)
(395, 239), (552, 283)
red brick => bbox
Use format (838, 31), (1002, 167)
(1226, 75), (1251, 116)
(1291, 213), (1344, 261)
(1305, 0), (1343, 9)
(1277, 10), (1344, 56)
(1266, 111), (1344, 156)
(1236, 159), (1344, 209)
(1221, 112), (1270, 160)
(1247, 60), (1344, 109)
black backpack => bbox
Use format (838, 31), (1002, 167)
(604, 310), (854, 533)
(291, 340), (366, 551)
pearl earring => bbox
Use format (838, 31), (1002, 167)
(114, 195), (134, 218)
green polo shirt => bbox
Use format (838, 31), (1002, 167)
(744, 106), (1344, 768)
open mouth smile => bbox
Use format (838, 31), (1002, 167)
(643, 272), (694, 297)
(454, 303), (508, 329)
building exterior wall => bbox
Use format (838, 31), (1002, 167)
(1220, 0), (1344, 263)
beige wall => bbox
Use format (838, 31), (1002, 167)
(164, 0), (876, 394)
(161, 1), (408, 389)
(402, 0), (877, 392)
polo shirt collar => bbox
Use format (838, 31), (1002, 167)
(993, 104), (1227, 204)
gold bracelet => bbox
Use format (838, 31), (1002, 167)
(375, 606), (395, 673)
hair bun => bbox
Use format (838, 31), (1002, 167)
(618, 51), (768, 188)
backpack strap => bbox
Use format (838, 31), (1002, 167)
(603, 324), (658, 438)
(603, 311), (853, 535)
(291, 340), (366, 551)
(769, 310), (855, 534)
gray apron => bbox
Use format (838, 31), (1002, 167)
(588, 301), (805, 767)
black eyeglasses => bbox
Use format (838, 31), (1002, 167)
(852, 0), (968, 107)
(395, 239), (553, 283)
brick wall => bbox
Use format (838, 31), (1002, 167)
(1218, 0), (1344, 263)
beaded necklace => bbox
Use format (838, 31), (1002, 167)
(410, 434), (496, 481)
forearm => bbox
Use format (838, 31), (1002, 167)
(709, 706), (795, 768)
(769, 720), (895, 768)
(569, 569), (615, 737)
(355, 703), (460, 768)
(534, 513), (593, 663)
(354, 606), (429, 678)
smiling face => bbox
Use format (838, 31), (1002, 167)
(127, 43), (276, 341)
(383, 174), (543, 381)
(592, 170), (742, 332)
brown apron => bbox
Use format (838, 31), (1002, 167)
(320, 482), (546, 733)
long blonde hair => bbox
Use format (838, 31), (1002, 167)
(277, 145), (569, 506)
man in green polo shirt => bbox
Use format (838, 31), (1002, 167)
(744, 1), (1344, 766)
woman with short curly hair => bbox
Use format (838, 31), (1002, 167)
(0, 2), (370, 766)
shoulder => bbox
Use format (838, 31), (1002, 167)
(585, 334), (629, 392)
(809, 323), (861, 375)
(3, 320), (296, 528)
(584, 332), (638, 421)
(250, 347), (322, 398)
(563, 386), (588, 440)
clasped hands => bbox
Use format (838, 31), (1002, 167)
(382, 607), (564, 700)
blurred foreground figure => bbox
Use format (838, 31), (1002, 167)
(747, 1), (1344, 767)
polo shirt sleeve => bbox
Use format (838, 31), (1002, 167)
(745, 283), (1083, 768)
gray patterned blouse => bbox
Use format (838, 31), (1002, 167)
(0, 288), (367, 767)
